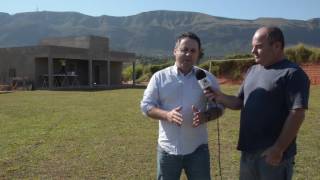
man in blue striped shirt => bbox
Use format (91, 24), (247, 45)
(141, 32), (224, 180)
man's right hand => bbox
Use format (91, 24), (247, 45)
(204, 88), (223, 103)
(166, 106), (183, 126)
(204, 88), (243, 110)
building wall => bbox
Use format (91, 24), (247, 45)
(89, 36), (109, 57)
(110, 62), (122, 85)
(48, 46), (89, 59)
(35, 57), (49, 87)
(41, 36), (110, 59)
(92, 60), (107, 85)
(0, 48), (37, 83)
(40, 36), (92, 49)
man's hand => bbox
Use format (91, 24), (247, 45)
(204, 88), (243, 110)
(204, 88), (223, 103)
(192, 105), (206, 127)
(165, 106), (183, 126)
(261, 146), (284, 166)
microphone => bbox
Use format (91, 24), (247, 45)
(195, 69), (212, 91)
(195, 69), (217, 103)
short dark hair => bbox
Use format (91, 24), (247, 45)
(266, 27), (285, 49)
(175, 32), (204, 59)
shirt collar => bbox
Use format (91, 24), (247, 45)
(173, 64), (195, 77)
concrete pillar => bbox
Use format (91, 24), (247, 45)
(48, 56), (53, 89)
(132, 61), (136, 87)
(89, 59), (93, 88)
(107, 60), (111, 87)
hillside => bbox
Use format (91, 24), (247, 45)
(0, 10), (319, 57)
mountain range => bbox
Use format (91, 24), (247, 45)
(0, 10), (319, 57)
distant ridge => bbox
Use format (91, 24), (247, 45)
(0, 10), (319, 57)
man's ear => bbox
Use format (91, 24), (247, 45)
(173, 48), (177, 56)
(273, 41), (282, 50)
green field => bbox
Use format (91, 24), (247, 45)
(0, 85), (319, 179)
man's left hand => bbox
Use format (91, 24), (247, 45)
(192, 105), (206, 127)
(261, 146), (284, 166)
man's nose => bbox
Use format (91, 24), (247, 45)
(185, 51), (192, 56)
(251, 47), (256, 54)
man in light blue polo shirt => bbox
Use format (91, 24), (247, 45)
(141, 32), (224, 180)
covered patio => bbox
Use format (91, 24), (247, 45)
(0, 36), (136, 90)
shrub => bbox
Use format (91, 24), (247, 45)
(198, 62), (210, 71)
(285, 48), (297, 62)
(225, 53), (253, 59)
(285, 44), (320, 64)
(309, 52), (320, 63)
(295, 44), (312, 63)
(206, 59), (255, 80)
(135, 64), (144, 80)
(149, 62), (173, 74)
(210, 65), (220, 76)
(122, 66), (133, 81)
(136, 73), (151, 83)
(122, 64), (144, 81)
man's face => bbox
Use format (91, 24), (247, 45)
(174, 37), (200, 74)
(251, 29), (277, 66)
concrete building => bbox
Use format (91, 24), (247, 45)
(0, 36), (135, 89)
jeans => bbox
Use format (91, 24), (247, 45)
(157, 144), (211, 180)
(240, 150), (294, 180)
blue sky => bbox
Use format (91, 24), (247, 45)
(0, 0), (319, 20)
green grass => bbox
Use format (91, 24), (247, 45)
(0, 85), (319, 179)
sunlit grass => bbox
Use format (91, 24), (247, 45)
(0, 86), (319, 179)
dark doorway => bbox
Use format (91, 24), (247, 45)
(94, 65), (100, 84)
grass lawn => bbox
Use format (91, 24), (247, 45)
(0, 85), (319, 179)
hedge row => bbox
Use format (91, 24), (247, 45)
(285, 44), (320, 64)
(122, 62), (173, 82)
(122, 44), (320, 82)
(199, 59), (255, 80)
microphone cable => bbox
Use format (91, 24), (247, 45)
(215, 101), (223, 180)
(196, 68), (223, 179)
(210, 100), (223, 180)
(207, 99), (222, 180)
